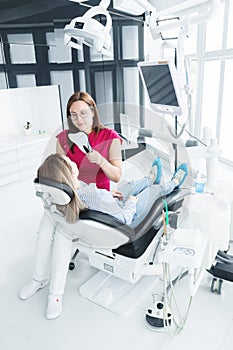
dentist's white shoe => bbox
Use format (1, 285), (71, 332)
(46, 294), (63, 320)
(18, 279), (48, 300)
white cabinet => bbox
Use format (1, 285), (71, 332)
(0, 134), (50, 187)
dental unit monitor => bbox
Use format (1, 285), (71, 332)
(138, 60), (183, 116)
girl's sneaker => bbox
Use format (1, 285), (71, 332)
(172, 163), (188, 187)
(150, 157), (162, 184)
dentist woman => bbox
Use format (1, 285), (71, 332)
(56, 91), (123, 190)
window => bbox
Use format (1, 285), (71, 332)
(94, 71), (113, 105)
(205, 1), (225, 52)
(122, 26), (139, 60)
(123, 67), (139, 105)
(201, 60), (221, 137)
(7, 33), (35, 64)
(187, 0), (233, 165)
(0, 72), (8, 89)
(0, 44), (4, 64)
(50, 71), (74, 118)
(226, 0), (233, 49)
(219, 59), (233, 161)
(46, 29), (72, 63)
(93, 70), (114, 126)
(189, 60), (198, 133)
(16, 74), (36, 88)
(79, 70), (86, 91)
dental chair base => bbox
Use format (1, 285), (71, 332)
(72, 227), (164, 284)
(75, 228), (164, 315)
(79, 271), (159, 315)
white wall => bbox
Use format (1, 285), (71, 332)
(0, 85), (62, 139)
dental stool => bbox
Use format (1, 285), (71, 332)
(34, 177), (190, 314)
(207, 250), (233, 294)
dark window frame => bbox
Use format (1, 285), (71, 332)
(0, 15), (145, 128)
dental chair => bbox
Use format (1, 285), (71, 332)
(34, 177), (190, 314)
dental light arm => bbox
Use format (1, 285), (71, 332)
(113, 0), (160, 39)
(113, 0), (220, 41)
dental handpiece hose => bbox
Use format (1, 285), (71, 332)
(166, 224), (172, 241)
(162, 200), (171, 241)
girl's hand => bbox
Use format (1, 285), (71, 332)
(111, 190), (124, 200)
(127, 195), (138, 204)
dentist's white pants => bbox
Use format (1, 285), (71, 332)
(32, 211), (73, 295)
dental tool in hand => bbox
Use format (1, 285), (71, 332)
(68, 131), (92, 154)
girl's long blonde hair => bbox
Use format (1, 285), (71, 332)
(37, 154), (87, 224)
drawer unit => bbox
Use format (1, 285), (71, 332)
(0, 135), (49, 186)
(0, 149), (18, 165)
(17, 141), (47, 160)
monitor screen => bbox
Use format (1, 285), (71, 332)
(138, 60), (183, 116)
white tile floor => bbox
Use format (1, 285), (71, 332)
(1, 177), (233, 350)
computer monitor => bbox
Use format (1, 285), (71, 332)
(137, 60), (183, 116)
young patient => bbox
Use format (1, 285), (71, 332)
(18, 154), (188, 320)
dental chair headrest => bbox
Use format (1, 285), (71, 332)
(34, 177), (74, 205)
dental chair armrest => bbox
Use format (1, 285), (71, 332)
(80, 209), (125, 227)
(79, 210), (136, 241)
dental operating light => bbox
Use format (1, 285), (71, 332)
(64, 0), (112, 56)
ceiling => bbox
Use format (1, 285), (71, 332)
(0, 0), (101, 25)
(0, 1), (208, 25)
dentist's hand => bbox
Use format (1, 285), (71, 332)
(86, 150), (107, 167)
